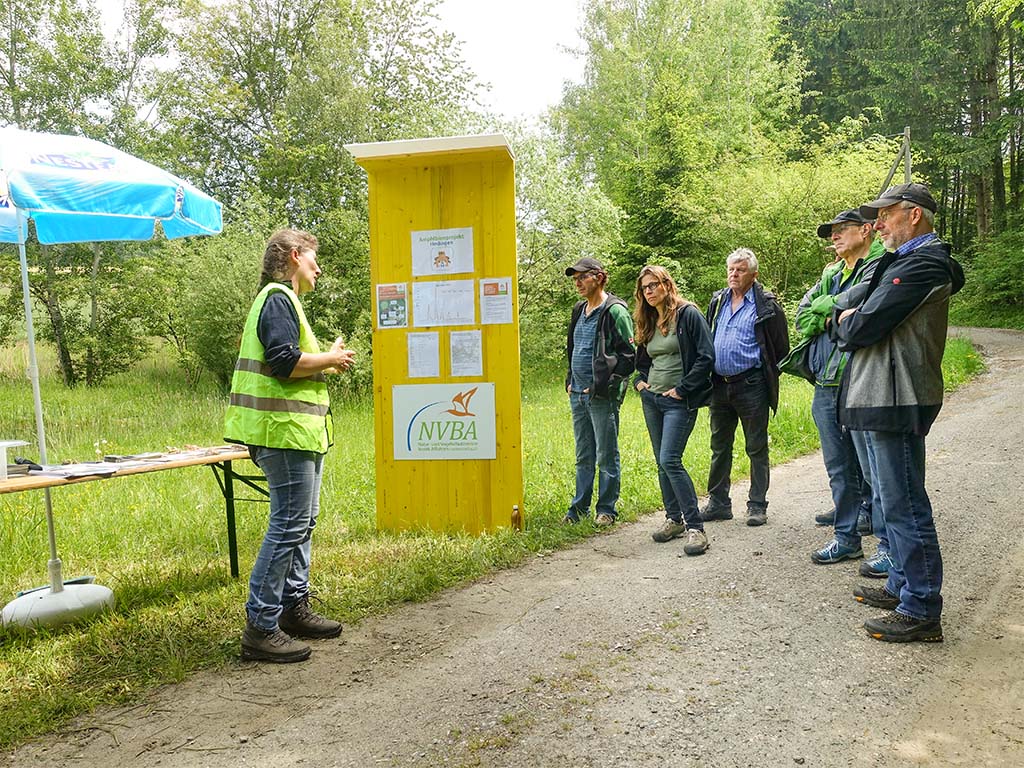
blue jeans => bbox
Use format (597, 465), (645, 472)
(811, 386), (861, 549)
(246, 446), (324, 630)
(568, 392), (621, 518)
(850, 430), (889, 553)
(869, 430), (943, 620)
(640, 390), (702, 531)
(707, 371), (770, 511)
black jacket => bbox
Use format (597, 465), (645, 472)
(633, 303), (715, 410)
(706, 282), (790, 413)
(565, 293), (636, 401)
(831, 239), (965, 436)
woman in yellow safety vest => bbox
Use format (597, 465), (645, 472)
(224, 228), (355, 663)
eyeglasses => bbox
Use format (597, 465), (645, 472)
(572, 272), (597, 284)
(831, 223), (860, 235)
(640, 281), (663, 293)
(875, 204), (915, 224)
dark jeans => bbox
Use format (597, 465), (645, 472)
(850, 429), (890, 553)
(707, 370), (770, 512)
(640, 390), (702, 531)
(870, 430), (943, 620)
(811, 385), (861, 549)
(246, 446), (323, 631)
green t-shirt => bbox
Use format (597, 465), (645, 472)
(646, 314), (683, 393)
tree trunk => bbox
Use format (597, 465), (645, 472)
(36, 245), (77, 386)
(85, 243), (101, 386)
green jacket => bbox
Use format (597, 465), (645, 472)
(780, 240), (884, 386)
(224, 283), (332, 453)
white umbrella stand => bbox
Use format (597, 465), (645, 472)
(1, 234), (115, 630)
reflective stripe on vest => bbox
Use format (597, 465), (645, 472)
(223, 283), (332, 452)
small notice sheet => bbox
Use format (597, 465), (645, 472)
(412, 279), (475, 327)
(480, 277), (513, 325)
(407, 332), (440, 378)
(450, 330), (483, 377)
(376, 283), (408, 329)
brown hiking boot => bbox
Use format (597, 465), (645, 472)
(279, 595), (343, 639)
(241, 622), (311, 663)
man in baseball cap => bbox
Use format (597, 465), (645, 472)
(831, 181), (964, 643)
(563, 257), (635, 527)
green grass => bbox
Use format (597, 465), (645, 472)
(0, 337), (983, 746)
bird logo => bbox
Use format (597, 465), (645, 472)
(445, 387), (477, 417)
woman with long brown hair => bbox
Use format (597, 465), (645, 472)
(632, 265), (715, 555)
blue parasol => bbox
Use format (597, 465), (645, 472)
(0, 126), (223, 628)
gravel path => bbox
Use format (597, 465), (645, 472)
(5, 327), (1023, 768)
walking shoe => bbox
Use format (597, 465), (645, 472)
(241, 622), (311, 663)
(700, 504), (733, 522)
(864, 611), (943, 643)
(561, 513), (580, 525)
(652, 518), (687, 543)
(859, 550), (894, 578)
(745, 508), (767, 526)
(682, 528), (709, 556)
(856, 507), (873, 535)
(814, 508), (836, 526)
(853, 585), (899, 610)
(810, 538), (864, 564)
(595, 513), (615, 527)
(279, 595), (343, 639)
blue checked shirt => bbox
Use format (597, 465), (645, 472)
(895, 232), (938, 256)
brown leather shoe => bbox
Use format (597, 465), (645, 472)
(279, 595), (343, 639)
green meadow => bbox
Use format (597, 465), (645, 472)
(0, 336), (984, 746)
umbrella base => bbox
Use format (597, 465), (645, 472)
(2, 583), (115, 630)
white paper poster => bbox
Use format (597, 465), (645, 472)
(449, 330), (483, 377)
(411, 227), (474, 276)
(479, 277), (513, 325)
(392, 383), (496, 460)
(376, 283), (408, 329)
(412, 279), (475, 327)
(407, 332), (439, 378)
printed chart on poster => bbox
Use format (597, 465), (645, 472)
(392, 383), (496, 460)
(407, 332), (439, 378)
(411, 227), (474, 277)
(412, 279), (475, 327)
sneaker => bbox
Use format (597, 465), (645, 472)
(746, 508), (767, 527)
(700, 504), (733, 522)
(279, 595), (343, 639)
(682, 528), (709, 556)
(561, 513), (580, 525)
(810, 538), (864, 564)
(853, 585), (899, 610)
(859, 551), (894, 578)
(594, 513), (615, 527)
(652, 518), (687, 543)
(864, 611), (943, 643)
(856, 507), (873, 535)
(241, 622), (311, 663)
(814, 508), (836, 526)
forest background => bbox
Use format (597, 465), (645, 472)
(1, 0), (1022, 391)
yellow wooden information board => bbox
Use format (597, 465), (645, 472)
(345, 135), (524, 534)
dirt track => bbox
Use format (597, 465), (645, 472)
(5, 327), (1023, 768)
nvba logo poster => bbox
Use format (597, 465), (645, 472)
(392, 383), (496, 460)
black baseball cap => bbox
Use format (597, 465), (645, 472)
(859, 182), (938, 219)
(816, 209), (872, 239)
(565, 257), (605, 277)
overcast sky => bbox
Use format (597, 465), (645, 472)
(95, 0), (586, 120)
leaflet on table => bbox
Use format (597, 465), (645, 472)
(450, 330), (483, 377)
(479, 277), (513, 325)
(411, 227), (474, 276)
(412, 279), (475, 327)
(408, 332), (440, 378)
(376, 282), (408, 329)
